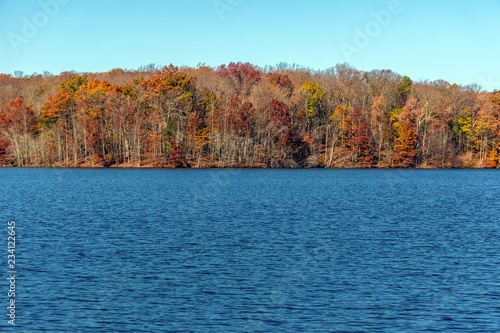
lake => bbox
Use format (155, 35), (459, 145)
(1, 169), (500, 332)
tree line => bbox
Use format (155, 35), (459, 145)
(1, 62), (499, 168)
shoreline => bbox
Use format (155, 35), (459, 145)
(0, 165), (497, 170)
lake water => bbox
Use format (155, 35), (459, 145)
(1, 169), (500, 332)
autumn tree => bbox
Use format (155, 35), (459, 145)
(40, 88), (78, 165)
(390, 108), (418, 168)
(1, 62), (499, 169)
(0, 98), (38, 166)
(268, 72), (293, 99)
(301, 82), (325, 118)
(485, 148), (498, 168)
(167, 139), (187, 168)
(77, 79), (143, 166)
(140, 70), (194, 164)
(451, 109), (473, 153)
(216, 62), (261, 97)
(59, 75), (87, 94)
(0, 137), (8, 165)
(351, 107), (374, 167)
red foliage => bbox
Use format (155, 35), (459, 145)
(268, 73), (292, 90)
(351, 108), (374, 166)
(2, 98), (38, 134)
(0, 113), (7, 129)
(2, 64), (500, 169)
(270, 99), (293, 146)
(216, 62), (261, 95)
(0, 137), (9, 163)
(235, 101), (253, 134)
(227, 96), (253, 135)
(168, 139), (186, 168)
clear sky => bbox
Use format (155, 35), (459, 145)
(1, 0), (499, 90)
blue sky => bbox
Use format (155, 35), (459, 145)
(1, 0), (499, 90)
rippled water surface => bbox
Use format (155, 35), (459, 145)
(1, 168), (500, 332)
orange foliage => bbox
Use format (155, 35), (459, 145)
(485, 148), (498, 168)
(2, 98), (38, 134)
(391, 123), (417, 168)
(40, 89), (74, 126)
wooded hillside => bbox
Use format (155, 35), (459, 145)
(1, 63), (499, 168)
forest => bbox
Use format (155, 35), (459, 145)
(1, 62), (500, 168)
